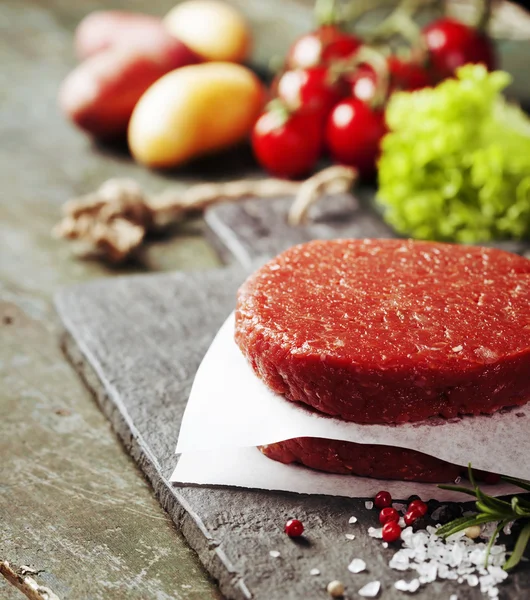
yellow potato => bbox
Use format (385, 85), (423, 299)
(128, 62), (264, 168)
(164, 0), (251, 63)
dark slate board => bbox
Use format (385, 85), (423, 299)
(204, 192), (530, 267)
(56, 263), (530, 600)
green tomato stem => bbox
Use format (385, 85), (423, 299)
(342, 0), (404, 25)
(476, 0), (493, 33)
(314, 0), (340, 26)
(362, 1), (429, 56)
(331, 45), (391, 109)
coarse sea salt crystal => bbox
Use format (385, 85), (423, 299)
(412, 532), (428, 549)
(368, 526), (383, 539)
(269, 550), (281, 558)
(417, 561), (437, 583)
(365, 501), (374, 510)
(348, 558), (366, 574)
(349, 516), (358, 524)
(437, 564), (450, 579)
(426, 525), (439, 535)
(345, 533), (356, 540)
(450, 543), (464, 567)
(401, 526), (415, 544)
(449, 595), (458, 600)
(469, 548), (486, 566)
(358, 580), (381, 598)
(446, 529), (466, 542)
(389, 550), (410, 571)
(487, 566), (508, 582)
(394, 579), (420, 593)
(480, 522), (498, 540)
(309, 568), (320, 576)
(385, 524), (508, 599)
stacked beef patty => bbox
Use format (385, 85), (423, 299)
(235, 239), (530, 482)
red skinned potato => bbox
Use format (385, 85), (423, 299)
(164, 0), (251, 63)
(74, 11), (167, 59)
(59, 35), (201, 139)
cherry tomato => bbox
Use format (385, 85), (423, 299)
(387, 56), (431, 91)
(252, 106), (323, 179)
(287, 25), (361, 69)
(346, 63), (378, 103)
(326, 98), (386, 178)
(348, 57), (430, 103)
(422, 18), (496, 81)
(277, 66), (346, 121)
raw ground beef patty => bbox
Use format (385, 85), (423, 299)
(235, 239), (530, 424)
(259, 438), (465, 483)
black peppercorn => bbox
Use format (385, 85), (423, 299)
(437, 504), (463, 525)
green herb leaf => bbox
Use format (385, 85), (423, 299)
(438, 465), (530, 571)
(511, 497), (530, 518)
(476, 500), (512, 518)
(484, 521), (507, 567)
(437, 513), (498, 539)
(504, 522), (530, 571)
(502, 476), (530, 493)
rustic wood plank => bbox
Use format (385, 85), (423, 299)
(0, 0), (309, 597)
(0, 291), (223, 600)
(55, 267), (530, 600)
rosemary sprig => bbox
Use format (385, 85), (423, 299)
(437, 465), (530, 570)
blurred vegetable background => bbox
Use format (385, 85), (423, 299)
(57, 0), (530, 246)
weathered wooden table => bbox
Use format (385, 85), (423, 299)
(1, 1), (529, 599)
(0, 0), (310, 597)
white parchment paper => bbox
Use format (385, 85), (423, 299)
(175, 313), (530, 481)
(171, 446), (522, 501)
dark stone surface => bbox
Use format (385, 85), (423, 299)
(204, 192), (530, 268)
(56, 265), (530, 600)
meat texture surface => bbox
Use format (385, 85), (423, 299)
(259, 438), (465, 483)
(235, 239), (530, 424)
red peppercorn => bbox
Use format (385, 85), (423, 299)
(408, 499), (428, 517)
(382, 521), (402, 542)
(379, 507), (400, 525)
(404, 509), (422, 526)
(374, 491), (392, 509)
(284, 519), (304, 537)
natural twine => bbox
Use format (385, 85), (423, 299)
(54, 165), (356, 263)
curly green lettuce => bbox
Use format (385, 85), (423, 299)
(377, 64), (530, 243)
